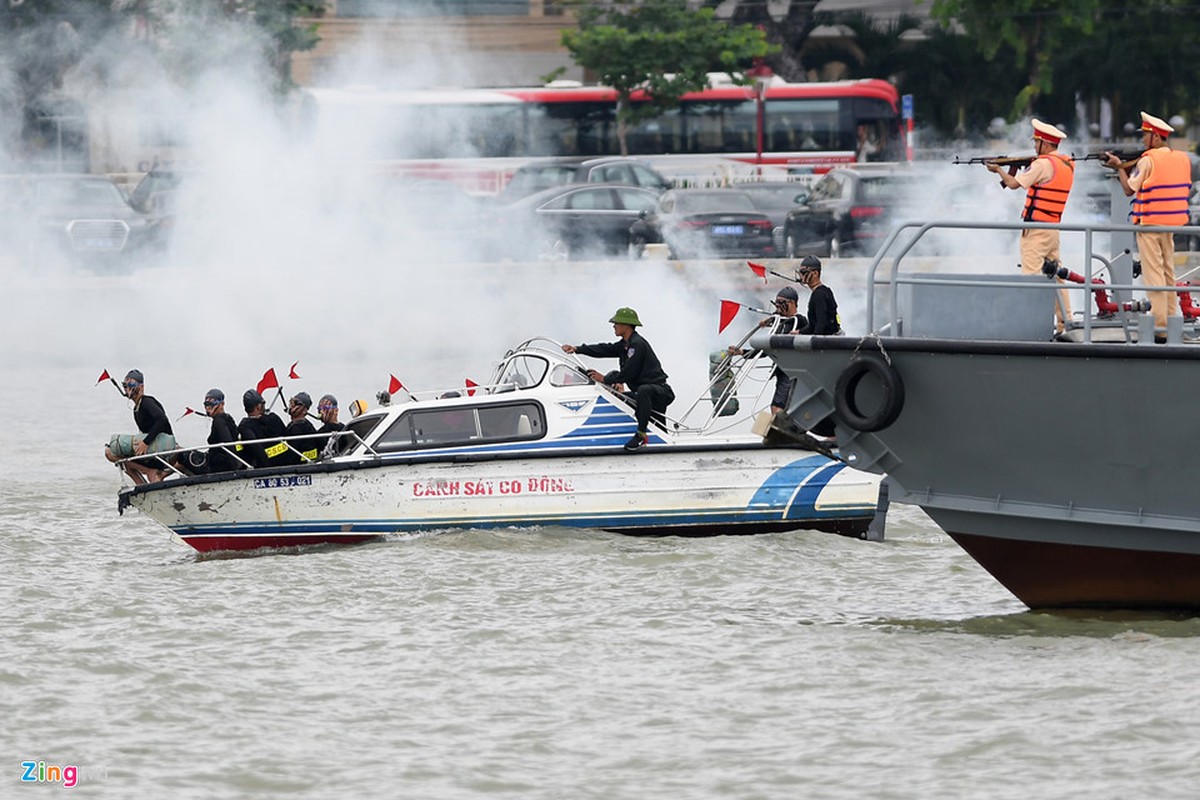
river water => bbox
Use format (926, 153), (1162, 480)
(4, 258), (1200, 798)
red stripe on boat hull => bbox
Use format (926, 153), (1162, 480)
(180, 533), (381, 553)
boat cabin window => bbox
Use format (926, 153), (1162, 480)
(329, 414), (385, 456)
(496, 355), (547, 391)
(550, 364), (591, 387)
(374, 401), (545, 451)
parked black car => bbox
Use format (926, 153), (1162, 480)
(498, 156), (671, 201)
(487, 183), (661, 261)
(736, 181), (810, 252)
(1, 174), (159, 269)
(628, 188), (778, 260)
(781, 166), (917, 258)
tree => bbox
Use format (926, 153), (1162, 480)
(710, 0), (819, 82)
(930, 0), (1100, 119)
(0, 0), (325, 165)
(561, 0), (774, 155)
(799, 11), (922, 82)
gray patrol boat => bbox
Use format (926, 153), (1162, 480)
(759, 197), (1200, 610)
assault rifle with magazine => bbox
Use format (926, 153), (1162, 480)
(952, 155), (1038, 185)
(1077, 150), (1144, 170)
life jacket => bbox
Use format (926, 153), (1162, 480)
(1131, 147), (1191, 226)
(1022, 152), (1074, 223)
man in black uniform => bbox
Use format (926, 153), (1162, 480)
(202, 388), (240, 473)
(796, 255), (841, 335)
(562, 306), (675, 451)
(237, 389), (288, 468)
(316, 394), (345, 457)
(282, 391), (319, 464)
(796, 255), (842, 440)
(728, 285), (807, 415)
(104, 368), (177, 483)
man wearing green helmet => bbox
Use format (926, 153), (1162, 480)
(563, 307), (675, 451)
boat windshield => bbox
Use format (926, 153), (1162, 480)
(331, 414), (384, 456)
(550, 364), (590, 387)
(497, 354), (548, 389)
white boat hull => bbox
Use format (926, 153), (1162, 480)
(122, 447), (882, 552)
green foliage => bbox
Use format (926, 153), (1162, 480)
(929, 0), (1200, 130)
(0, 0), (324, 103)
(930, 0), (1100, 118)
(560, 0), (774, 154)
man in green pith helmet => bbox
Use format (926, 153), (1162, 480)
(563, 307), (675, 452)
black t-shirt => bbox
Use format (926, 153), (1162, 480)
(800, 284), (840, 335)
(207, 412), (239, 472)
(284, 418), (319, 463)
(238, 412), (288, 468)
(133, 395), (173, 446)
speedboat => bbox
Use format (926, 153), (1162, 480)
(115, 338), (885, 553)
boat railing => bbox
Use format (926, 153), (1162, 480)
(863, 218), (1200, 344)
(543, 332), (776, 435)
(113, 430), (376, 485)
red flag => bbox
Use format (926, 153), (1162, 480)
(388, 374), (404, 394)
(96, 369), (111, 385)
(465, 378), (478, 397)
(747, 261), (767, 282)
(256, 368), (279, 394)
(177, 407), (197, 421)
(719, 300), (741, 334)
(288, 361), (301, 380)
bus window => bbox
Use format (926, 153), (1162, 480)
(852, 98), (903, 161)
(684, 100), (756, 154)
(627, 106), (683, 156)
(531, 101), (616, 157)
(766, 99), (842, 152)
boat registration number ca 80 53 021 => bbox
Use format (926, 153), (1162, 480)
(253, 475), (313, 489)
(711, 224), (744, 236)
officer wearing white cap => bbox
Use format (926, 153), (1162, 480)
(1105, 111), (1192, 341)
(985, 119), (1076, 334)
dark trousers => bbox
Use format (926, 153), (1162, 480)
(771, 372), (795, 410)
(630, 382), (675, 432)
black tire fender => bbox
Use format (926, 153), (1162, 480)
(833, 354), (904, 432)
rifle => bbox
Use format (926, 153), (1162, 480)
(1077, 150), (1142, 170)
(952, 155), (1036, 185)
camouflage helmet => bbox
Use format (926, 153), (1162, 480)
(609, 307), (643, 327)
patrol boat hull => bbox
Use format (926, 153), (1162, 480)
(767, 334), (1200, 611)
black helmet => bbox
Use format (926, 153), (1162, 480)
(243, 389), (265, 411)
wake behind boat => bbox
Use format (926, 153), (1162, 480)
(115, 338), (885, 553)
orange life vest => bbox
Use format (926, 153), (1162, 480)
(1022, 152), (1074, 223)
(1131, 147), (1191, 226)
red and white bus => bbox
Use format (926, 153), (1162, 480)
(302, 77), (906, 190)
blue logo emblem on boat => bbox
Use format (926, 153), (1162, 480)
(558, 400), (591, 412)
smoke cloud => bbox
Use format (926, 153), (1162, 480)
(0, 6), (1125, 443)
